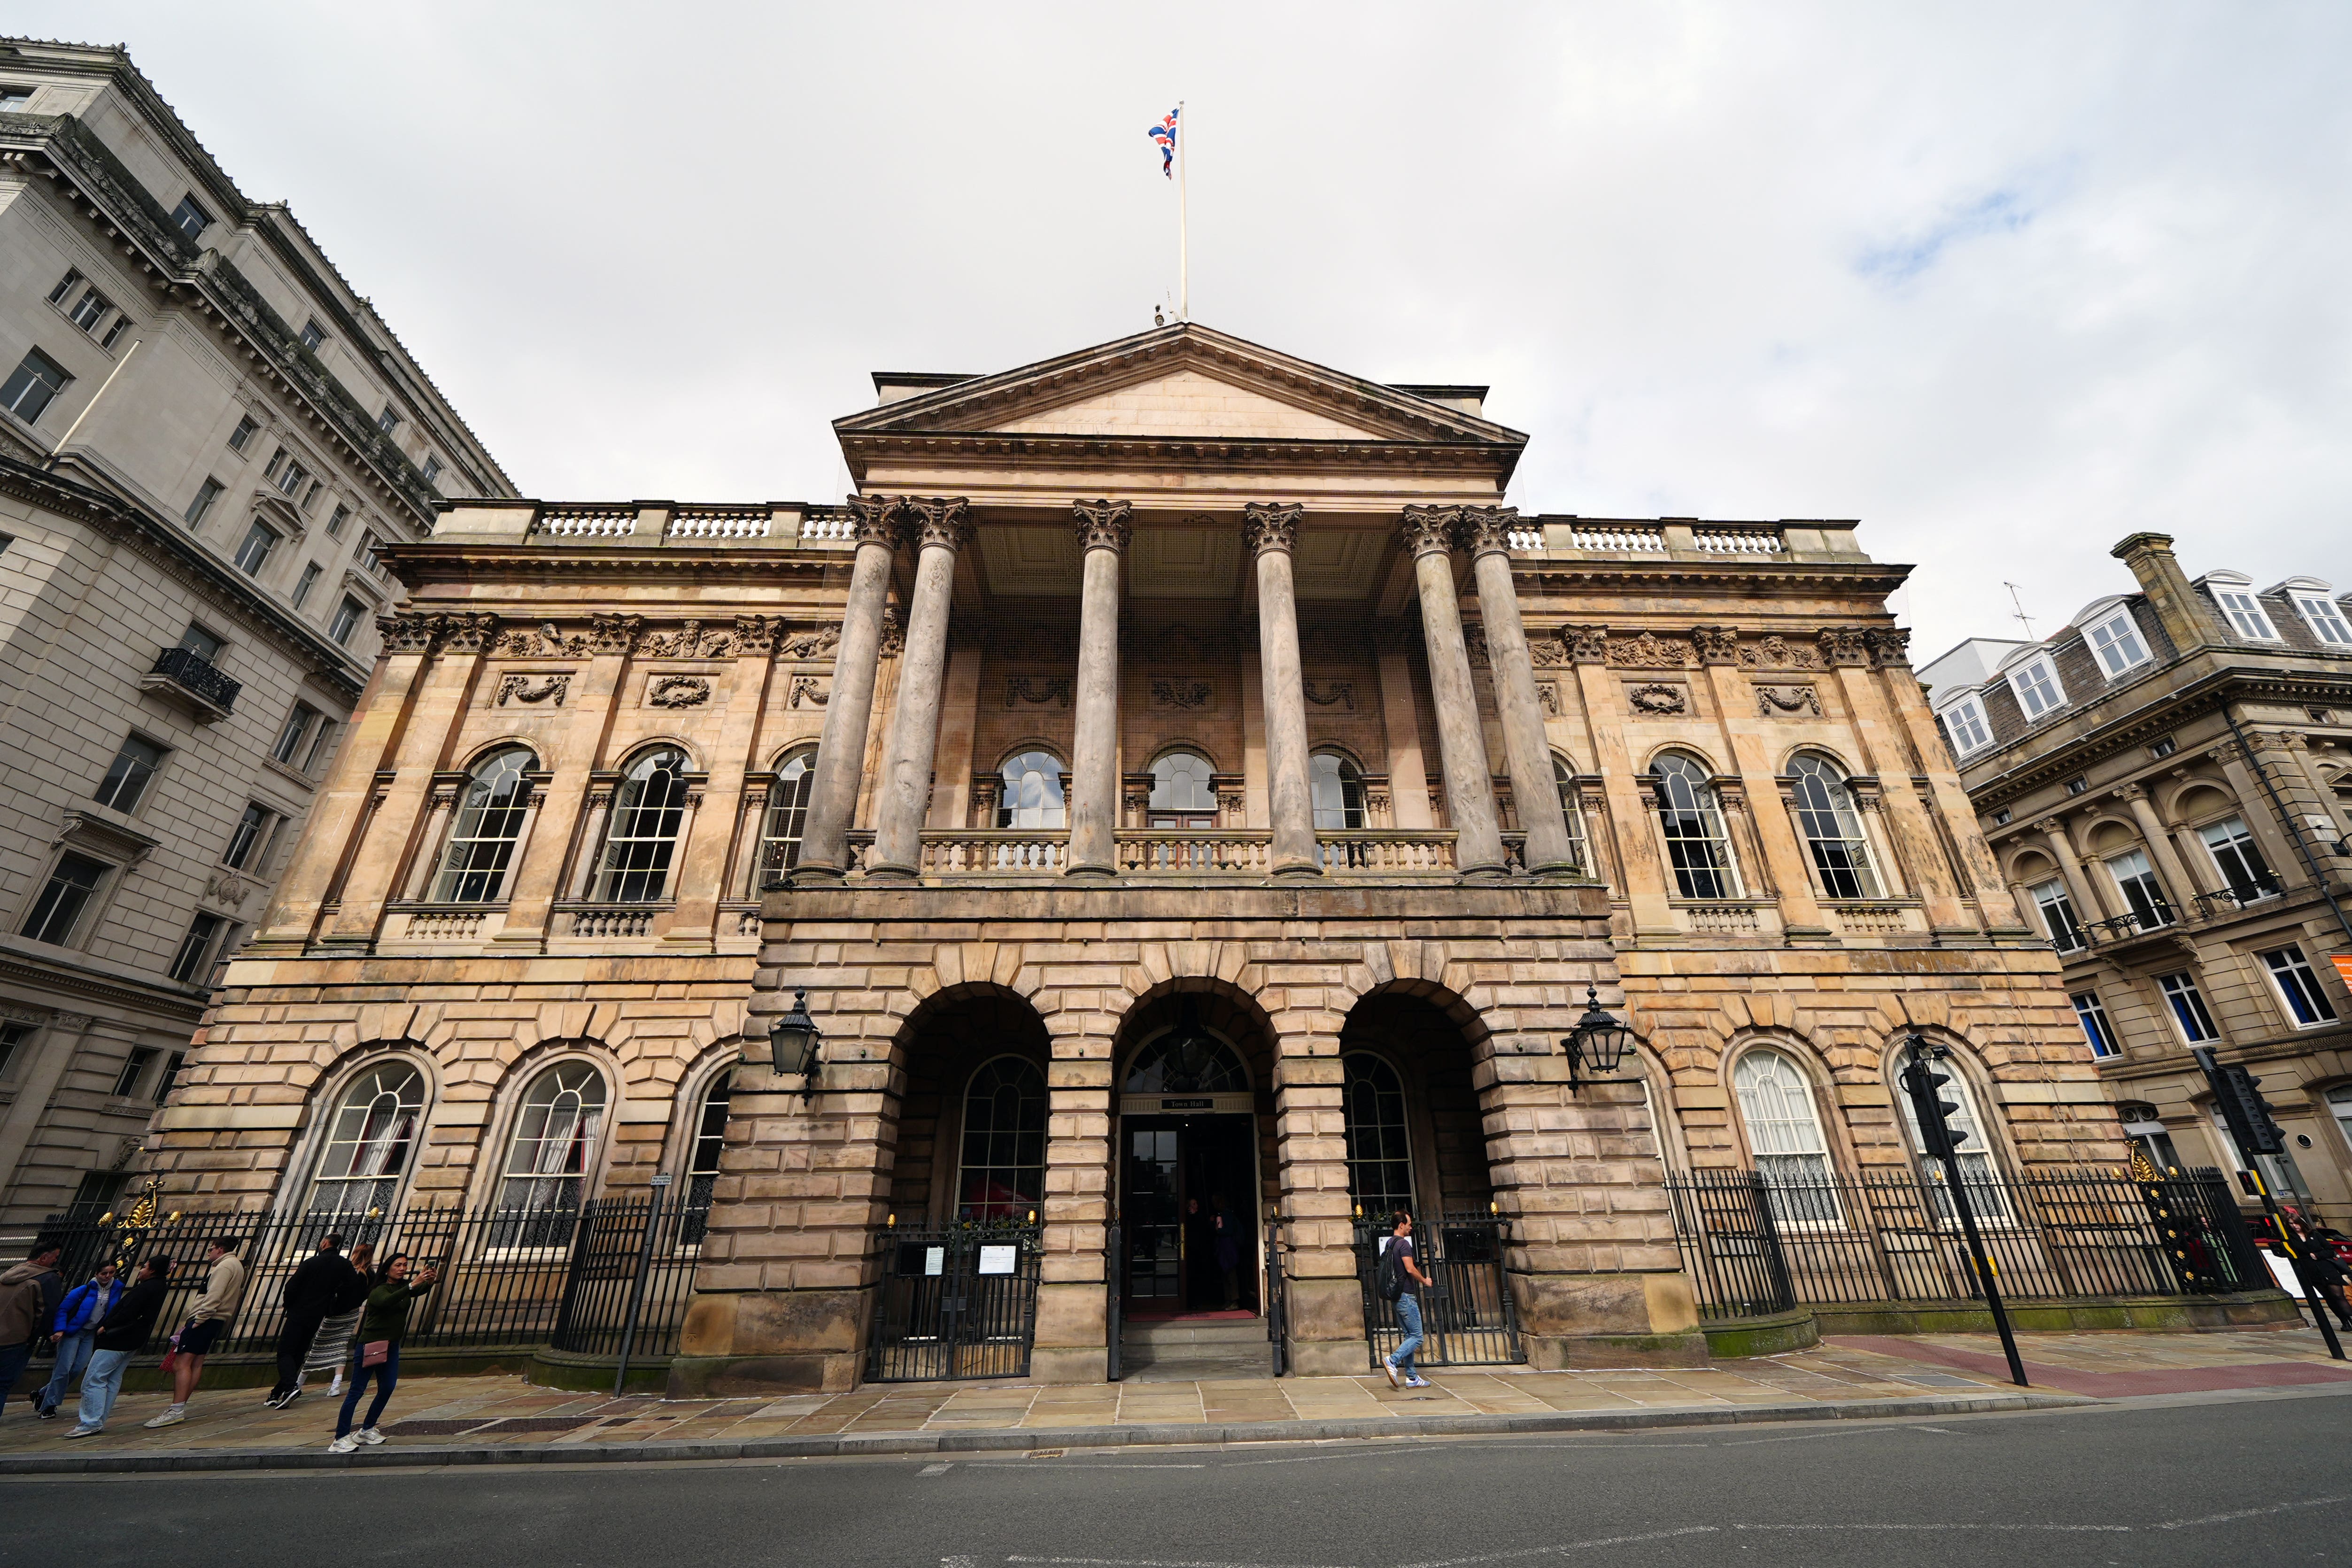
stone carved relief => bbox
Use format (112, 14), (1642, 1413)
(878, 607), (904, 657)
(1537, 682), (1560, 716)
(1756, 684), (1821, 718)
(781, 624), (841, 662)
(1152, 679), (1212, 710)
(733, 614), (781, 656)
(646, 675), (712, 708)
(1736, 634), (1820, 671)
(495, 622), (592, 659)
(1566, 626), (1609, 664)
(1455, 505), (1519, 558)
(1608, 632), (1694, 669)
(1864, 626), (1911, 670)
(589, 613), (643, 655)
(1304, 681), (1355, 709)
(1692, 626), (1740, 665)
(789, 676), (829, 708)
(1527, 627), (1572, 668)
(380, 611), (498, 655)
(1817, 626), (1871, 667)
(1072, 499), (1133, 553)
(437, 613), (500, 653)
(378, 612), (439, 653)
(203, 870), (254, 912)
(639, 620), (737, 659)
(1006, 676), (1072, 708)
(1242, 502), (1303, 555)
(1625, 682), (1689, 715)
(497, 673), (570, 707)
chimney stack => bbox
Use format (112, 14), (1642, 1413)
(2111, 533), (2216, 653)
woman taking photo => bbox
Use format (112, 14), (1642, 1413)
(328, 1251), (438, 1452)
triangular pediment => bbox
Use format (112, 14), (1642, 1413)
(836, 323), (1525, 450)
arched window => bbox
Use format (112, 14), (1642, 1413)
(1123, 1025), (1248, 1094)
(957, 1057), (1048, 1220)
(1731, 1048), (1836, 1222)
(1341, 1052), (1413, 1221)
(431, 747), (535, 902)
(682, 1069), (733, 1244)
(1148, 750), (1217, 829)
(1891, 1048), (2007, 1217)
(757, 746), (817, 881)
(494, 1063), (607, 1243)
(306, 1062), (426, 1219)
(1310, 752), (1366, 830)
(596, 747), (691, 901)
(1652, 754), (1738, 899)
(1552, 754), (1589, 875)
(1788, 755), (1881, 900)
(998, 750), (1067, 829)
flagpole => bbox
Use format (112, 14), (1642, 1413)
(1177, 100), (1188, 321)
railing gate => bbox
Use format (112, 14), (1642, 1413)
(865, 1222), (1044, 1383)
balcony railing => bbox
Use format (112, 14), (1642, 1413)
(143, 646), (240, 718)
(2087, 905), (2177, 943)
(554, 901), (668, 937)
(2195, 883), (2284, 919)
(828, 828), (1492, 878)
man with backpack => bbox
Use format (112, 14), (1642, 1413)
(1377, 1209), (1432, 1390)
(0, 1235), (66, 1418)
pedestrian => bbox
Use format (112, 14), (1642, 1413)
(33, 1259), (120, 1418)
(307, 1241), (376, 1399)
(2285, 1213), (2352, 1330)
(0, 1235), (66, 1418)
(65, 1255), (171, 1438)
(1378, 1208), (1433, 1390)
(144, 1236), (246, 1428)
(265, 1233), (353, 1409)
(330, 1252), (439, 1452)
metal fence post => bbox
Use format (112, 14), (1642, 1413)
(611, 1174), (671, 1398)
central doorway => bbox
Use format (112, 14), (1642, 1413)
(1122, 1113), (1258, 1315)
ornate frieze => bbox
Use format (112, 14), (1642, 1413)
(1736, 634), (1820, 671)
(378, 612), (439, 653)
(1537, 682), (1560, 716)
(203, 869), (255, 913)
(1006, 675), (1072, 708)
(781, 624), (841, 662)
(789, 676), (829, 708)
(589, 613), (643, 655)
(1608, 632), (1694, 669)
(1625, 682), (1689, 716)
(1863, 626), (1911, 670)
(1243, 501), (1303, 556)
(437, 613), (500, 654)
(733, 614), (781, 657)
(1072, 498), (1134, 554)
(1817, 626), (1870, 667)
(1152, 679), (1212, 710)
(1691, 626), (1740, 665)
(495, 621), (592, 659)
(646, 674), (713, 708)
(1304, 680), (1355, 709)
(497, 673), (570, 707)
(638, 620), (738, 659)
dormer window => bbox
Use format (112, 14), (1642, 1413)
(2213, 587), (2280, 641)
(1941, 695), (1991, 757)
(300, 318), (327, 352)
(2291, 593), (2352, 647)
(2008, 655), (2066, 720)
(170, 195), (212, 239)
(2086, 610), (2150, 676)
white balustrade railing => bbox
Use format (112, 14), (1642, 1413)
(1119, 831), (1272, 874)
(669, 509), (771, 539)
(1570, 524), (1666, 552)
(561, 904), (659, 937)
(1692, 526), (1784, 555)
(797, 510), (859, 542)
(402, 908), (486, 939)
(918, 831), (1068, 874)
(535, 508), (637, 538)
(1674, 899), (1767, 935)
(1506, 525), (1545, 551)
(1316, 831), (1460, 873)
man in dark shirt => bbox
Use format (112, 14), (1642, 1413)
(267, 1234), (351, 1409)
(1381, 1210), (1433, 1390)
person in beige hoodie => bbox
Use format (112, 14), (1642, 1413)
(144, 1238), (245, 1429)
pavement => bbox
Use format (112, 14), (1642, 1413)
(1, 1326), (2344, 1473)
(8, 1387), (2351, 1568)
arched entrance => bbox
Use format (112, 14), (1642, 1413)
(1112, 988), (1277, 1345)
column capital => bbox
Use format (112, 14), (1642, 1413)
(2117, 781), (2150, 803)
(1398, 504), (1460, 559)
(1242, 502), (1303, 556)
(902, 496), (974, 552)
(1072, 498), (1133, 554)
(846, 492), (902, 548)
(1455, 505), (1519, 560)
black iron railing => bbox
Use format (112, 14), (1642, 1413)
(32, 1198), (707, 1358)
(2196, 884), (2284, 919)
(148, 646), (241, 712)
(1667, 1166), (2270, 1322)
(1352, 1213), (1524, 1368)
(865, 1220), (1044, 1383)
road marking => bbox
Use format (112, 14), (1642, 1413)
(919, 1462), (953, 1475)
(1733, 1523), (2131, 1533)
(943, 1559), (977, 1567)
(1007, 1559), (1355, 1568)
(1909, 1426), (1957, 1434)
(1394, 1525), (1721, 1568)
(973, 1461), (1209, 1470)
(2155, 1495), (2351, 1529)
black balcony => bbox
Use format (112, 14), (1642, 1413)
(143, 645), (240, 720)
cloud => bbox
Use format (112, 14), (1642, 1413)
(1857, 189), (2035, 284)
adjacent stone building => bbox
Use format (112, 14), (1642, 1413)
(149, 324), (2120, 1389)
(1920, 534), (2352, 1226)
(0, 40), (513, 1226)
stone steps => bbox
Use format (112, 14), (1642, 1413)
(1121, 1315), (1269, 1383)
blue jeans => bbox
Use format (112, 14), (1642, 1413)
(336, 1343), (399, 1437)
(75, 1349), (132, 1430)
(0, 1339), (32, 1414)
(1392, 1294), (1425, 1378)
(39, 1330), (94, 1412)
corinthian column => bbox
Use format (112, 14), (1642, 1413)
(1400, 507), (1506, 877)
(1068, 500), (1131, 876)
(868, 497), (973, 878)
(1460, 506), (1578, 875)
(796, 494), (901, 878)
(1245, 503), (1321, 877)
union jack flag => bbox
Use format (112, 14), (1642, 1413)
(1147, 106), (1179, 178)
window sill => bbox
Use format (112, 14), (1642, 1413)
(260, 757), (318, 794)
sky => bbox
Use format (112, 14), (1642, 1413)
(22, 1), (2352, 660)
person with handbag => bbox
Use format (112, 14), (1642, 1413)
(329, 1252), (438, 1452)
(265, 1234), (354, 1409)
(33, 1259), (119, 1418)
(64, 1255), (171, 1437)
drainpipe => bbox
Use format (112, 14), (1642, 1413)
(42, 338), (141, 466)
(2224, 705), (2352, 947)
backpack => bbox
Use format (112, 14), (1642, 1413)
(1376, 1240), (1405, 1303)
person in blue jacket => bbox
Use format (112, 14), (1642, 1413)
(33, 1259), (119, 1419)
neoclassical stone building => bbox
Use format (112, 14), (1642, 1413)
(150, 324), (2122, 1388)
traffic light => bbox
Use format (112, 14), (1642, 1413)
(1900, 1040), (1972, 1160)
(2193, 1048), (2286, 1157)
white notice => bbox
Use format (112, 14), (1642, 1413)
(978, 1245), (1017, 1276)
(924, 1246), (945, 1277)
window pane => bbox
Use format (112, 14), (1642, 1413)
(308, 1063), (426, 1219)
(998, 750), (1067, 829)
(956, 1058), (1047, 1220)
(2295, 596), (2352, 646)
(169, 912), (224, 983)
(1, 348), (70, 422)
(757, 749), (817, 880)
(2071, 993), (2118, 1058)
(1148, 751), (1217, 813)
(494, 1064), (607, 1242)
(234, 521), (278, 575)
(223, 803), (270, 870)
(1340, 1053), (1414, 1220)
(1733, 1050), (1838, 1224)
(1789, 757), (1880, 899)
(595, 748), (690, 901)
(2260, 947), (2339, 1026)
(433, 749), (536, 901)
(1653, 755), (1736, 899)
(94, 736), (164, 811)
(22, 853), (108, 944)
